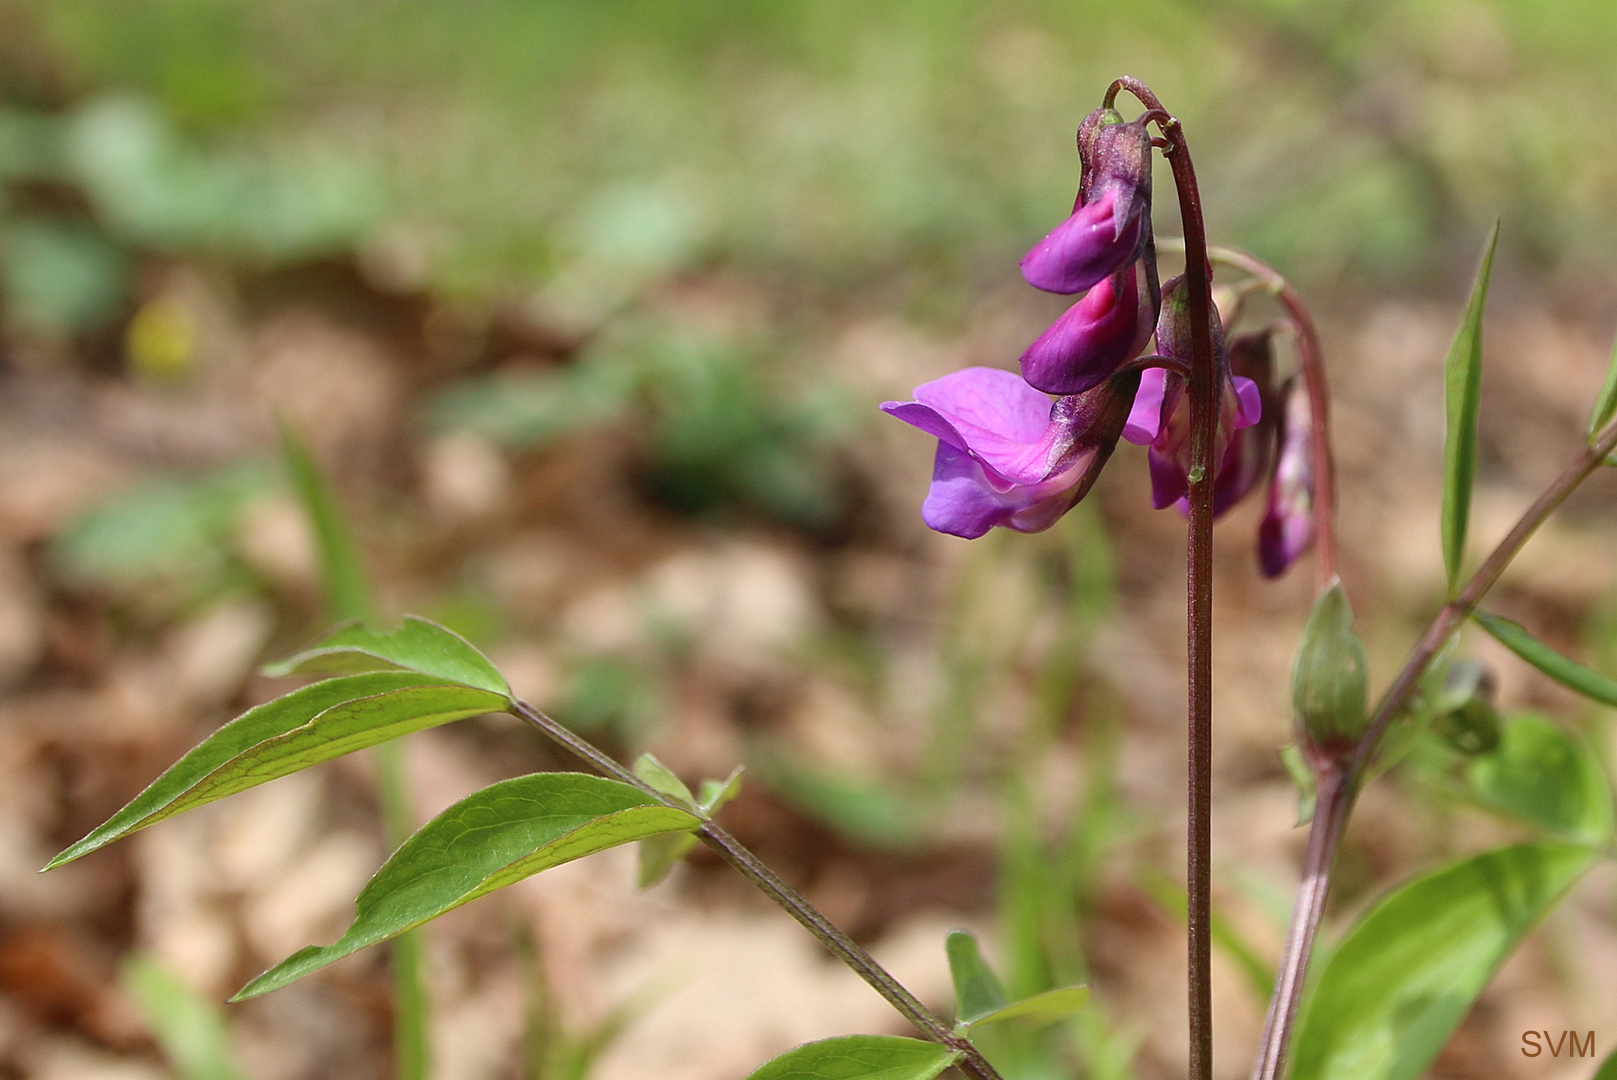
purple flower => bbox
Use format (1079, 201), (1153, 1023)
(1123, 367), (1263, 513)
(881, 366), (1139, 539)
(1123, 278), (1264, 515)
(1020, 116), (1154, 296)
(1259, 375), (1316, 577)
(1018, 257), (1157, 395)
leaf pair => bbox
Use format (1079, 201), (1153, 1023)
(46, 618), (707, 1004)
(45, 619), (512, 871)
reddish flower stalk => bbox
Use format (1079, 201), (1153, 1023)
(1107, 75), (1218, 1080)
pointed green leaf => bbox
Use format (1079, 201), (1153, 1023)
(1440, 221), (1499, 593)
(45, 672), (485, 869)
(1473, 610), (1617, 708)
(743, 1035), (959, 1080)
(697, 765), (745, 815)
(636, 831), (699, 888)
(122, 954), (247, 1080)
(962, 985), (1089, 1029)
(1467, 714), (1613, 845)
(1594, 1048), (1617, 1080)
(235, 773), (700, 999)
(1279, 744), (1318, 826)
(637, 765), (741, 887)
(264, 616), (511, 698)
(280, 420), (373, 623)
(1291, 841), (1596, 1080)
(632, 752), (696, 810)
(1587, 328), (1617, 446)
(944, 930), (1009, 1024)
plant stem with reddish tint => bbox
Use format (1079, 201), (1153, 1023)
(1108, 75), (1217, 1080)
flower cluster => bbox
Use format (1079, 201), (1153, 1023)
(882, 105), (1315, 576)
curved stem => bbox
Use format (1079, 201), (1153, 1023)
(1110, 74), (1217, 1080)
(1248, 416), (1617, 1080)
(506, 699), (1006, 1080)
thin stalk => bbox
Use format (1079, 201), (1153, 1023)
(505, 699), (1007, 1080)
(1247, 770), (1349, 1080)
(375, 742), (430, 1080)
(1249, 416), (1617, 1079)
(1108, 74), (1217, 1080)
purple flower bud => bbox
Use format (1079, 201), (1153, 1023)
(1018, 258), (1157, 395)
(1020, 118), (1154, 295)
(1214, 331), (1279, 516)
(881, 365), (1139, 539)
(1259, 375), (1316, 577)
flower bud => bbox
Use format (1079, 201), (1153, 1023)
(1292, 578), (1369, 769)
(1018, 257), (1157, 395)
(1020, 116), (1155, 296)
(1259, 375), (1317, 577)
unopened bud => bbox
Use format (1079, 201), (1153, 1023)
(1292, 578), (1369, 768)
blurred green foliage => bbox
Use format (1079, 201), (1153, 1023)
(9, 0), (1617, 320)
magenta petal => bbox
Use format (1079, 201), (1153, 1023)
(922, 442), (1094, 539)
(1019, 190), (1143, 295)
(1232, 375), (1262, 429)
(1124, 367), (1170, 445)
(1019, 267), (1150, 395)
(901, 367), (1066, 484)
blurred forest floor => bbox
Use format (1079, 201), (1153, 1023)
(3, 3), (1617, 1080)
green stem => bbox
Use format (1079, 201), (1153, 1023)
(1250, 416), (1617, 1080)
(506, 699), (1007, 1080)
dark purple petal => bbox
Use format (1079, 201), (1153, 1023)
(1019, 263), (1155, 395)
(1259, 377), (1316, 577)
(1019, 189), (1144, 295)
(1148, 443), (1188, 510)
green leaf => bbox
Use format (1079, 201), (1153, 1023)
(1291, 841), (1596, 1080)
(1292, 579), (1369, 753)
(45, 672), (493, 869)
(963, 985), (1089, 1029)
(743, 1035), (959, 1080)
(1587, 327), (1617, 445)
(1594, 1048), (1617, 1080)
(1473, 610), (1617, 708)
(235, 773), (700, 999)
(637, 765), (741, 887)
(1467, 714), (1613, 845)
(632, 752), (696, 810)
(1279, 744), (1318, 826)
(636, 831), (699, 888)
(1440, 221), (1499, 593)
(264, 616), (511, 698)
(697, 765), (745, 815)
(122, 954), (247, 1080)
(280, 420), (373, 623)
(944, 930), (1009, 1025)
